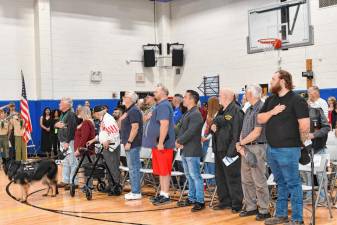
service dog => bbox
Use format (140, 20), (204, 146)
(3, 158), (58, 202)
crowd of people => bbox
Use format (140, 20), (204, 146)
(1, 70), (337, 225)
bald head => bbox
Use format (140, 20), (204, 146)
(219, 88), (235, 107)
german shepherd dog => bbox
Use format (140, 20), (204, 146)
(3, 158), (58, 202)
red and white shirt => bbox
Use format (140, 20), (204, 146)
(98, 113), (120, 149)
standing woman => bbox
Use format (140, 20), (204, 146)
(40, 107), (52, 158)
(327, 97), (337, 129)
(51, 109), (61, 157)
(74, 106), (96, 188)
(201, 97), (221, 185)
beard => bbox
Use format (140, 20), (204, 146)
(271, 81), (282, 94)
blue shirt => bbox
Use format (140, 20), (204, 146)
(121, 105), (143, 148)
(173, 107), (182, 125)
(142, 99), (175, 149)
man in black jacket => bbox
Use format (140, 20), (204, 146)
(176, 90), (205, 212)
(302, 105), (330, 202)
(55, 97), (78, 190)
(211, 89), (244, 213)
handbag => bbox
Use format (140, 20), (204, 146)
(299, 144), (311, 165)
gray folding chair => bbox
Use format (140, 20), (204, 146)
(200, 149), (217, 207)
(300, 154), (333, 223)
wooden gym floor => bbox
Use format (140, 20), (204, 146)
(0, 168), (337, 225)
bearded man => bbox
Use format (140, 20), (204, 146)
(257, 70), (310, 225)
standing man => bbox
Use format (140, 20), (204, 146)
(172, 94), (183, 125)
(55, 97), (78, 190)
(211, 89), (244, 213)
(176, 90), (205, 212)
(258, 70), (310, 225)
(308, 86), (329, 118)
(143, 84), (175, 206)
(89, 105), (122, 196)
(236, 85), (270, 221)
(0, 109), (10, 163)
(121, 91), (143, 200)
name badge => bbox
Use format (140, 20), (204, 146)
(224, 114), (232, 121)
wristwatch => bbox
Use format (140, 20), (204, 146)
(127, 140), (132, 144)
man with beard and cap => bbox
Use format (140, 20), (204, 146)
(258, 70), (310, 225)
(87, 105), (122, 196)
(211, 88), (244, 213)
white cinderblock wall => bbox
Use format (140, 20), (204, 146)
(0, 0), (36, 100)
(171, 0), (337, 94)
(0, 0), (336, 100)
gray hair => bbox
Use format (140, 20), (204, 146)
(246, 85), (262, 99)
(80, 106), (92, 120)
(61, 97), (73, 107)
(157, 83), (169, 96)
(125, 91), (139, 103)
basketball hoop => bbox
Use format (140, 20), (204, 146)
(258, 38), (282, 52)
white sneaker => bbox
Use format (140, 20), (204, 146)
(124, 192), (142, 200)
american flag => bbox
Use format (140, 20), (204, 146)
(20, 70), (32, 143)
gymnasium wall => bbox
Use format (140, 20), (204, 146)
(170, 0), (337, 94)
(0, 0), (37, 100)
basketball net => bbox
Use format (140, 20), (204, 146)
(258, 38), (282, 53)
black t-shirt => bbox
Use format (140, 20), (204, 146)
(120, 105), (143, 148)
(259, 91), (309, 148)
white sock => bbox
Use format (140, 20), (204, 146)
(160, 191), (169, 198)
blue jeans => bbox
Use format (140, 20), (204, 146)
(267, 146), (303, 222)
(126, 147), (141, 194)
(202, 140), (215, 185)
(61, 141), (78, 185)
(182, 156), (204, 203)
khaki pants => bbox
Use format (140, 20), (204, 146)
(15, 136), (27, 161)
(241, 144), (269, 214)
(0, 135), (9, 158)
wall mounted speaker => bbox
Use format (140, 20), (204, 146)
(144, 49), (155, 67)
(172, 49), (184, 67)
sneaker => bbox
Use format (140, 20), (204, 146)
(191, 202), (205, 212)
(239, 209), (258, 217)
(284, 221), (304, 225)
(256, 212), (271, 221)
(124, 192), (142, 201)
(177, 199), (195, 207)
(152, 195), (171, 206)
(149, 195), (161, 203)
(265, 217), (289, 225)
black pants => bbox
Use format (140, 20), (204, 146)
(51, 135), (60, 156)
(215, 151), (243, 210)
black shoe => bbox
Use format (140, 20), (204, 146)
(256, 212), (271, 221)
(213, 203), (231, 211)
(177, 199), (194, 207)
(108, 184), (122, 196)
(191, 202), (205, 212)
(149, 195), (161, 203)
(232, 208), (241, 214)
(265, 217), (289, 225)
(239, 209), (258, 217)
(152, 195), (171, 206)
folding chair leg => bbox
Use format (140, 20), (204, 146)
(179, 180), (187, 202)
(209, 186), (217, 207)
(155, 183), (161, 197)
(324, 184), (333, 218)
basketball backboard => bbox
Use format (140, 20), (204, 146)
(247, 0), (314, 54)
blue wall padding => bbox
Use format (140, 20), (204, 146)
(1, 88), (336, 154)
